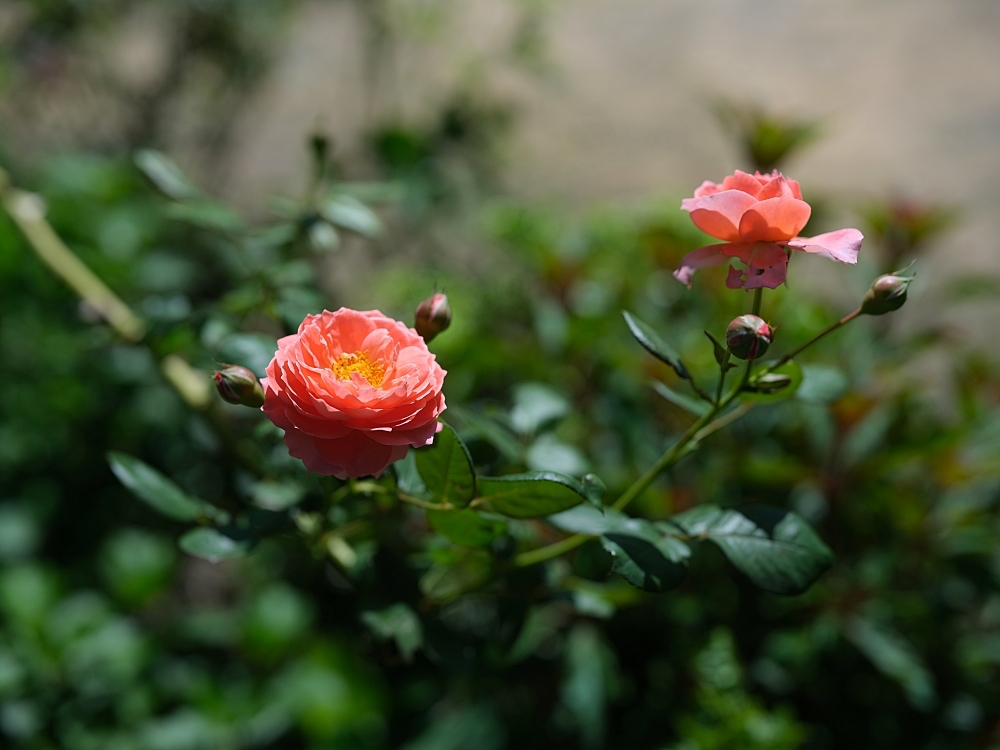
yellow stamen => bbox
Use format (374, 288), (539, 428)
(332, 350), (385, 387)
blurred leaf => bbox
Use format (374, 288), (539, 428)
(248, 479), (306, 511)
(100, 528), (175, 605)
(846, 615), (936, 711)
(134, 150), (200, 201)
(217, 333), (278, 378)
(0, 506), (40, 561)
(426, 509), (506, 548)
(420, 550), (492, 602)
(395, 451), (430, 499)
(179, 528), (251, 563)
(164, 201), (244, 232)
(108, 452), (227, 523)
(450, 406), (522, 462)
(307, 221), (340, 253)
(526, 434), (589, 475)
(400, 705), (504, 750)
(561, 624), (613, 748)
(415, 423), (476, 507)
(581, 473), (607, 509)
(670, 505), (832, 595)
(478, 472), (588, 518)
(653, 380), (710, 416)
(510, 383), (570, 434)
(321, 195), (383, 237)
(623, 311), (692, 381)
(361, 603), (424, 662)
(939, 274), (1000, 303)
(796, 364), (849, 405)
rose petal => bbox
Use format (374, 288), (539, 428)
(688, 190), (760, 242)
(726, 266), (747, 289)
(738, 197), (811, 242)
(720, 170), (764, 197)
(787, 228), (863, 264)
(743, 244), (789, 289)
(673, 244), (731, 287)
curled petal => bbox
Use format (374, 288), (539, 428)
(692, 180), (723, 199)
(787, 228), (863, 264)
(744, 244), (789, 289)
(738, 197), (811, 242)
(757, 175), (798, 200)
(726, 266), (746, 289)
(688, 190), (760, 242)
(720, 170), (764, 197)
(673, 244), (730, 287)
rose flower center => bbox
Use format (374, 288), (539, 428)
(332, 350), (386, 387)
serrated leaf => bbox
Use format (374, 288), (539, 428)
(134, 149), (200, 200)
(321, 195), (383, 237)
(179, 528), (251, 563)
(108, 452), (227, 523)
(361, 603), (423, 662)
(622, 311), (691, 380)
(426, 509), (507, 548)
(415, 424), (476, 507)
(670, 504), (833, 595)
(478, 472), (588, 518)
(653, 380), (710, 416)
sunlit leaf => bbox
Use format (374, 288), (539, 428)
(478, 472), (588, 518)
(426, 509), (506, 548)
(653, 380), (710, 416)
(321, 195), (383, 237)
(415, 424), (476, 507)
(134, 149), (200, 201)
(108, 452), (227, 523)
(179, 528), (251, 563)
(623, 311), (691, 380)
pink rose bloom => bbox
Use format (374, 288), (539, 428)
(262, 308), (446, 479)
(674, 170), (863, 290)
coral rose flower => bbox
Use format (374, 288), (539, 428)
(673, 170), (863, 290)
(262, 308), (446, 479)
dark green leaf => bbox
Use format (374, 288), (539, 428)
(419, 550), (492, 602)
(415, 424), (476, 507)
(321, 195), (382, 237)
(704, 330), (728, 365)
(134, 149), (200, 200)
(580, 474), (606, 508)
(622, 311), (691, 380)
(478, 472), (588, 518)
(670, 504), (833, 595)
(179, 528), (251, 563)
(361, 604), (423, 662)
(108, 452), (227, 523)
(653, 380), (710, 416)
(426, 509), (506, 548)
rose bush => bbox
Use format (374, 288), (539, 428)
(262, 308), (446, 478)
(673, 169), (864, 289)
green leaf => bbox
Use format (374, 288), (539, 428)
(622, 311), (691, 380)
(361, 603), (423, 662)
(394, 451), (430, 500)
(743, 360), (803, 404)
(108, 452), (227, 523)
(426, 509), (506, 548)
(478, 472), (588, 518)
(510, 383), (570, 434)
(134, 149), (200, 200)
(321, 195), (383, 237)
(179, 528), (251, 563)
(845, 615), (936, 710)
(704, 330), (730, 366)
(670, 504), (833, 595)
(580, 474), (606, 508)
(308, 220), (340, 253)
(164, 201), (244, 232)
(548, 505), (690, 592)
(415, 424), (476, 507)
(796, 364), (849, 404)
(653, 380), (710, 416)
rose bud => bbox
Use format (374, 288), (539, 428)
(861, 269), (914, 316)
(414, 293), (451, 342)
(726, 314), (773, 360)
(214, 365), (265, 408)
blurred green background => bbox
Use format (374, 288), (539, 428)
(2, 1), (1000, 749)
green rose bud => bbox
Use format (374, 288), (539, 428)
(214, 365), (265, 408)
(861, 267), (914, 316)
(415, 293), (451, 342)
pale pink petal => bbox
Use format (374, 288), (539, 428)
(692, 180), (723, 198)
(688, 190), (760, 242)
(726, 266), (747, 289)
(673, 244), (730, 287)
(787, 228), (863, 264)
(738, 197), (811, 243)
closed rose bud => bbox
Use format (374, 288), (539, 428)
(214, 365), (265, 407)
(861, 269), (914, 316)
(415, 293), (451, 342)
(726, 314), (773, 360)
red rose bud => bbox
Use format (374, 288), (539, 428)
(726, 314), (773, 360)
(861, 268), (914, 316)
(214, 365), (265, 407)
(414, 293), (451, 342)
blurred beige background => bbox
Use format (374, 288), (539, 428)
(225, 0), (1000, 283)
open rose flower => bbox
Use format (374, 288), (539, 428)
(262, 308), (446, 479)
(673, 170), (863, 290)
